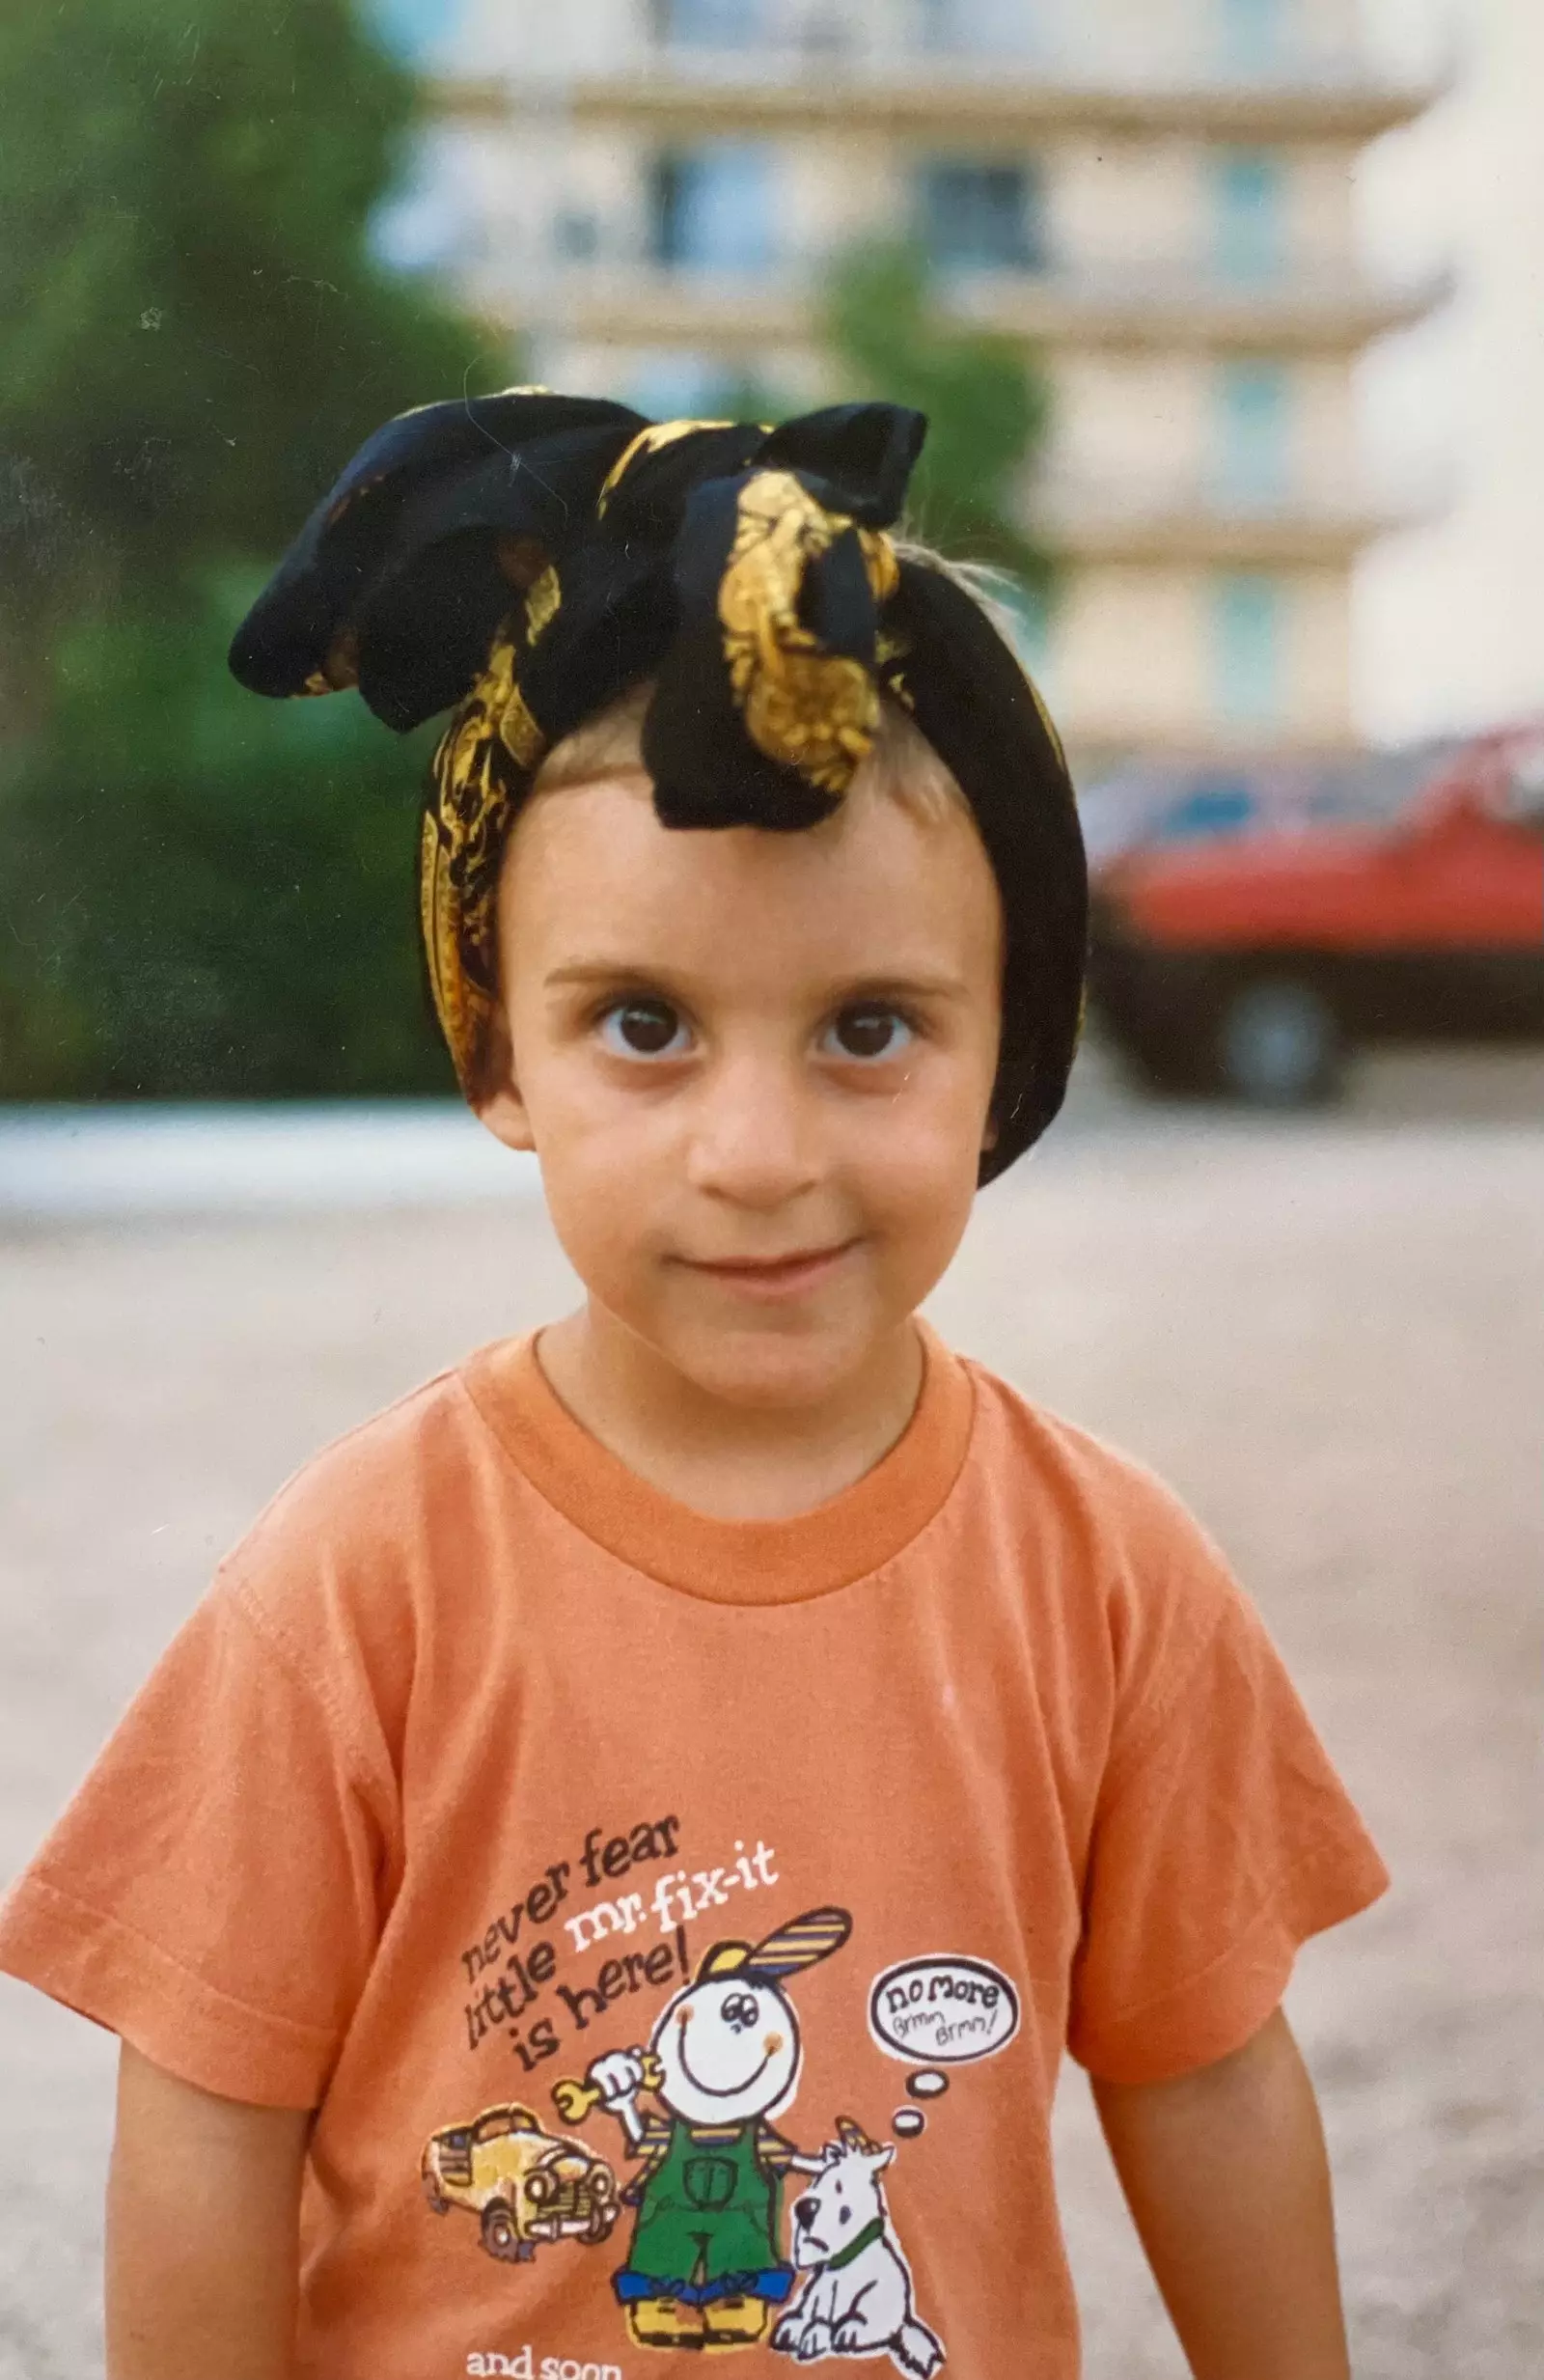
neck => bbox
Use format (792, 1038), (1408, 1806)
(536, 1305), (925, 1522)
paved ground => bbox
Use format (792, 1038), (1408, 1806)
(2, 1049), (1540, 2377)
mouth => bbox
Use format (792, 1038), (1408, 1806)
(676, 1240), (861, 1301)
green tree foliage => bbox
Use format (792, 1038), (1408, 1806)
(0, 1), (491, 1096)
(0, 582), (445, 1097)
(0, 0), (478, 634)
(821, 241), (1052, 590)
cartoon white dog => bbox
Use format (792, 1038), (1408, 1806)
(772, 2119), (944, 2375)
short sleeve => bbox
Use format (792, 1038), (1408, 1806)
(0, 1576), (395, 2108)
(1066, 1564), (1389, 2087)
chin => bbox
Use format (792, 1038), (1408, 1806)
(662, 1315), (884, 1411)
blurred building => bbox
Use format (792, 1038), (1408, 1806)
(389, 0), (1448, 761)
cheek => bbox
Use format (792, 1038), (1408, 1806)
(842, 1066), (990, 1231)
(508, 1044), (675, 1241)
(537, 1146), (663, 1311)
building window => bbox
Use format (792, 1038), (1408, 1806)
(628, 351), (737, 421)
(370, 0), (467, 61)
(1217, 0), (1284, 71)
(1214, 361), (1291, 507)
(920, 0), (1043, 54)
(1211, 571), (1285, 727)
(916, 160), (1045, 272)
(371, 138), (474, 276)
(648, 0), (769, 45)
(1212, 149), (1285, 283)
(649, 146), (777, 273)
(553, 208), (599, 263)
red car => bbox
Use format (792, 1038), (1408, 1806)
(1088, 725), (1544, 1103)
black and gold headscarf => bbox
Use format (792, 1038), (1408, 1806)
(230, 391), (1087, 1182)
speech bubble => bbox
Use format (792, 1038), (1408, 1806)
(893, 2108), (925, 2139)
(906, 2069), (948, 2100)
(868, 1955), (1020, 2066)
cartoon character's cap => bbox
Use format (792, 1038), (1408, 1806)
(694, 1905), (852, 1986)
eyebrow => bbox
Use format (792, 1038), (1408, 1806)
(542, 960), (975, 1005)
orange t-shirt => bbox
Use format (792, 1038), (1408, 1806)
(0, 1327), (1386, 2380)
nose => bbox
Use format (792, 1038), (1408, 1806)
(794, 2196), (816, 2230)
(684, 1051), (820, 1211)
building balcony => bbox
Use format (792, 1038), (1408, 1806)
(951, 259), (1448, 352)
(437, 44), (1443, 144)
(1031, 464), (1447, 568)
(466, 256), (1451, 360)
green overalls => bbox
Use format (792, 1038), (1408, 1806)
(617, 2117), (793, 2307)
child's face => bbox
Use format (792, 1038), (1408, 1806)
(478, 766), (1003, 1408)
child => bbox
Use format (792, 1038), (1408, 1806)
(0, 396), (1387, 2380)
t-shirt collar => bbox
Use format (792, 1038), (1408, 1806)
(460, 1318), (974, 1607)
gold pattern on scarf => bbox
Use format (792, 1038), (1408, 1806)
(525, 564), (561, 646)
(874, 624), (915, 710)
(419, 807), (478, 1077)
(420, 628), (547, 1090)
(596, 418), (731, 514)
(718, 471), (898, 795)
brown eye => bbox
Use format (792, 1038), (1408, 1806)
(827, 1004), (913, 1061)
(599, 999), (688, 1058)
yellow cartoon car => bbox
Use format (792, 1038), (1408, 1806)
(421, 2103), (620, 2264)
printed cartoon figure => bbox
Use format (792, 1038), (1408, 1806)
(560, 1907), (852, 2353)
(420, 2103), (619, 2264)
(772, 2119), (944, 2375)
